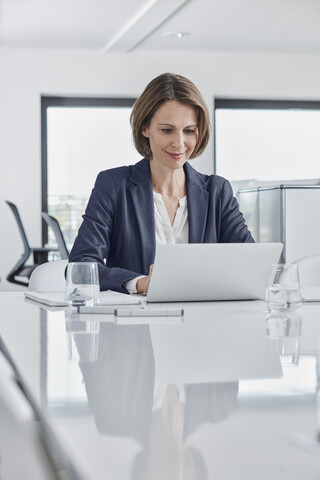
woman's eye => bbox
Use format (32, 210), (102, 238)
(161, 129), (172, 134)
(185, 129), (196, 135)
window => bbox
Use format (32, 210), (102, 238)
(214, 99), (320, 182)
(41, 97), (137, 249)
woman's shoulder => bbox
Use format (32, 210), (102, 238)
(95, 158), (148, 184)
(185, 162), (230, 190)
(97, 164), (133, 180)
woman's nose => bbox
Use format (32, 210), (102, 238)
(172, 132), (184, 149)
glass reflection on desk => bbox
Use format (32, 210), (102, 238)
(65, 310), (101, 363)
(266, 311), (302, 367)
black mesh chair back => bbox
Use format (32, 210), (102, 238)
(42, 212), (69, 260)
(6, 200), (57, 286)
(6, 200), (30, 254)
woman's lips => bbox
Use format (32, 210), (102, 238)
(166, 152), (185, 159)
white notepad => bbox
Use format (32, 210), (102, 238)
(302, 287), (320, 303)
(24, 290), (145, 308)
(24, 291), (68, 307)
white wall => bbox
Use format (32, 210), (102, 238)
(1, 49), (320, 288)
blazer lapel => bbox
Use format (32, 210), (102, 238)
(185, 162), (210, 243)
(129, 159), (156, 268)
(128, 159), (209, 259)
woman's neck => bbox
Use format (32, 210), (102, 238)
(150, 161), (186, 199)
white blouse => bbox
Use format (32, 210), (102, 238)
(125, 192), (188, 293)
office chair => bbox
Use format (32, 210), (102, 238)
(42, 212), (69, 260)
(28, 260), (68, 292)
(6, 200), (57, 286)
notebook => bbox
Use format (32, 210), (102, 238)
(24, 290), (145, 308)
(301, 286), (320, 303)
(147, 243), (283, 303)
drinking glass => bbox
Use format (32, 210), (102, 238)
(265, 263), (302, 311)
(65, 262), (100, 307)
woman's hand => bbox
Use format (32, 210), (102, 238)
(136, 264), (154, 294)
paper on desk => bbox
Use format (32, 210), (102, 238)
(99, 290), (145, 305)
(24, 291), (68, 307)
(302, 286), (320, 303)
(24, 290), (145, 307)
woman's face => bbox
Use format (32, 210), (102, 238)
(142, 100), (199, 171)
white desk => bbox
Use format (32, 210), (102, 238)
(1, 292), (320, 479)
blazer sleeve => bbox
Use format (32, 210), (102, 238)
(69, 171), (143, 293)
(219, 179), (254, 243)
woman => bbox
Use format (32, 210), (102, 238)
(69, 73), (253, 294)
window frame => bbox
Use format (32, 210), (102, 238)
(41, 96), (136, 245)
(213, 98), (320, 175)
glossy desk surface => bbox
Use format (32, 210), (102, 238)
(1, 292), (320, 479)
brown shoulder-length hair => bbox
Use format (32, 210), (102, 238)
(130, 73), (210, 160)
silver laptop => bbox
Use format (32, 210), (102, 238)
(147, 243), (283, 302)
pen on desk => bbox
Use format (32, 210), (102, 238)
(78, 305), (145, 314)
(115, 308), (184, 317)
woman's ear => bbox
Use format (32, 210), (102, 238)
(142, 126), (149, 138)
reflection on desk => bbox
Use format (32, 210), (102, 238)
(78, 322), (238, 479)
(1, 293), (320, 479)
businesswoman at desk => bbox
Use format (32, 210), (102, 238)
(69, 73), (253, 294)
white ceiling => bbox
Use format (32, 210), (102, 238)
(0, 0), (320, 54)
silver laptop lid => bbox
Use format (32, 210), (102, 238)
(147, 243), (283, 303)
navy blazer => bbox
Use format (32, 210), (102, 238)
(69, 158), (253, 293)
